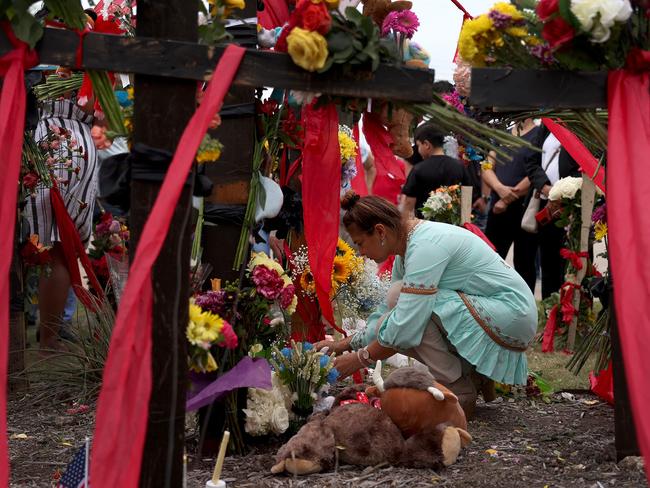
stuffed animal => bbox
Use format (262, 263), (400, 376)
(271, 385), (470, 475)
(366, 362), (471, 435)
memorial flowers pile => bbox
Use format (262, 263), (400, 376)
(270, 340), (339, 416)
(243, 372), (292, 436)
(421, 185), (462, 225)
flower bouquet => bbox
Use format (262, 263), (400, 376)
(270, 340), (339, 420)
(187, 299), (238, 373)
(339, 125), (358, 188)
(243, 372), (292, 436)
(421, 185), (462, 225)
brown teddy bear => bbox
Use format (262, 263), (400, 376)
(366, 362), (471, 436)
(271, 385), (471, 475)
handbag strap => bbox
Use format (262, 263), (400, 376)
(542, 146), (561, 173)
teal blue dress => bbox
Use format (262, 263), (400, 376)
(352, 221), (537, 385)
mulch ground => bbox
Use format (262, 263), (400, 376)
(8, 391), (647, 487)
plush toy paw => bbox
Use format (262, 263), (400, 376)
(440, 426), (472, 466)
(270, 458), (323, 475)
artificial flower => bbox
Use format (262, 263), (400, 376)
(295, 0), (331, 34)
(541, 16), (576, 48)
(381, 9), (420, 38)
(537, 0), (560, 20)
(286, 27), (329, 72)
(570, 0), (632, 32)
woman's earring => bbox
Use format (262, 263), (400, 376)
(380, 238), (385, 247)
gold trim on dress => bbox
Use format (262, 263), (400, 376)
(457, 291), (529, 352)
(401, 286), (438, 295)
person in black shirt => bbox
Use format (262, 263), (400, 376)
(400, 123), (475, 218)
(482, 119), (539, 293)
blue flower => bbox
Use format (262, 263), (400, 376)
(281, 347), (292, 358)
(319, 355), (329, 368)
(327, 368), (340, 383)
(303, 342), (313, 351)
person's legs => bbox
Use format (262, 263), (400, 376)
(38, 243), (71, 351)
(539, 218), (566, 299)
(485, 207), (515, 260)
(513, 226), (538, 293)
(405, 318), (477, 418)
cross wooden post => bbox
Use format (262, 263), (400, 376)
(130, 2), (197, 486)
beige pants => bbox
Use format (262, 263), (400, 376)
(403, 318), (463, 384)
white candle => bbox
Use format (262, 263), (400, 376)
(212, 430), (230, 483)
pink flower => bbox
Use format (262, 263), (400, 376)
(109, 221), (121, 233)
(220, 321), (238, 349)
(50, 140), (61, 150)
(280, 284), (296, 309)
(252, 265), (285, 300)
(49, 124), (61, 134)
(382, 10), (420, 38)
(91, 125), (112, 150)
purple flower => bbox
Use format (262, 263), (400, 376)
(592, 203), (607, 224)
(488, 9), (513, 29)
(528, 44), (555, 65)
(195, 290), (227, 316)
(382, 10), (420, 38)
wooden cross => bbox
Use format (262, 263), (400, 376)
(469, 68), (638, 461)
(3, 3), (434, 485)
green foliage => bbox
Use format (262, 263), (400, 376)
(320, 7), (397, 73)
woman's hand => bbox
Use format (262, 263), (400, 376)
(314, 336), (351, 355)
(332, 352), (363, 380)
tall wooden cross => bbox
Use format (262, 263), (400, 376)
(3, 2), (434, 485)
(469, 69), (638, 461)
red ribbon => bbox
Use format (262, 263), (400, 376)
(589, 361), (614, 405)
(90, 45), (245, 487)
(257, 0), (290, 30)
(541, 304), (558, 352)
(0, 21), (38, 486)
(560, 248), (588, 271)
(351, 124), (368, 196)
(608, 48), (650, 484)
(49, 181), (105, 310)
(301, 101), (341, 333)
(362, 112), (405, 205)
(541, 118), (606, 194)
(340, 391), (381, 408)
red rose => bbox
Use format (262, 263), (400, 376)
(260, 99), (279, 116)
(542, 17), (575, 49)
(536, 0), (559, 21)
(298, 1), (331, 34)
(22, 172), (39, 190)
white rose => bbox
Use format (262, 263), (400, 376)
(243, 409), (267, 436)
(570, 0), (632, 32)
(549, 176), (582, 201)
(270, 406), (289, 434)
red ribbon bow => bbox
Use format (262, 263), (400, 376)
(560, 248), (588, 270)
(340, 392), (381, 409)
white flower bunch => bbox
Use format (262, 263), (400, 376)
(422, 191), (453, 218)
(335, 259), (391, 321)
(549, 176), (583, 201)
(570, 0), (633, 43)
(243, 372), (292, 436)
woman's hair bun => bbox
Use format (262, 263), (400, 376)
(341, 190), (361, 211)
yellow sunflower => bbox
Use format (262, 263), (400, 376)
(300, 269), (316, 295)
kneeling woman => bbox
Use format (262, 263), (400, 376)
(318, 192), (537, 415)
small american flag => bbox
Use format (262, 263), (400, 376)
(58, 439), (89, 488)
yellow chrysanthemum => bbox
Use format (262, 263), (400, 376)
(492, 2), (524, 21)
(338, 131), (358, 165)
(505, 26), (528, 37)
(458, 15), (494, 66)
(594, 221), (608, 241)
